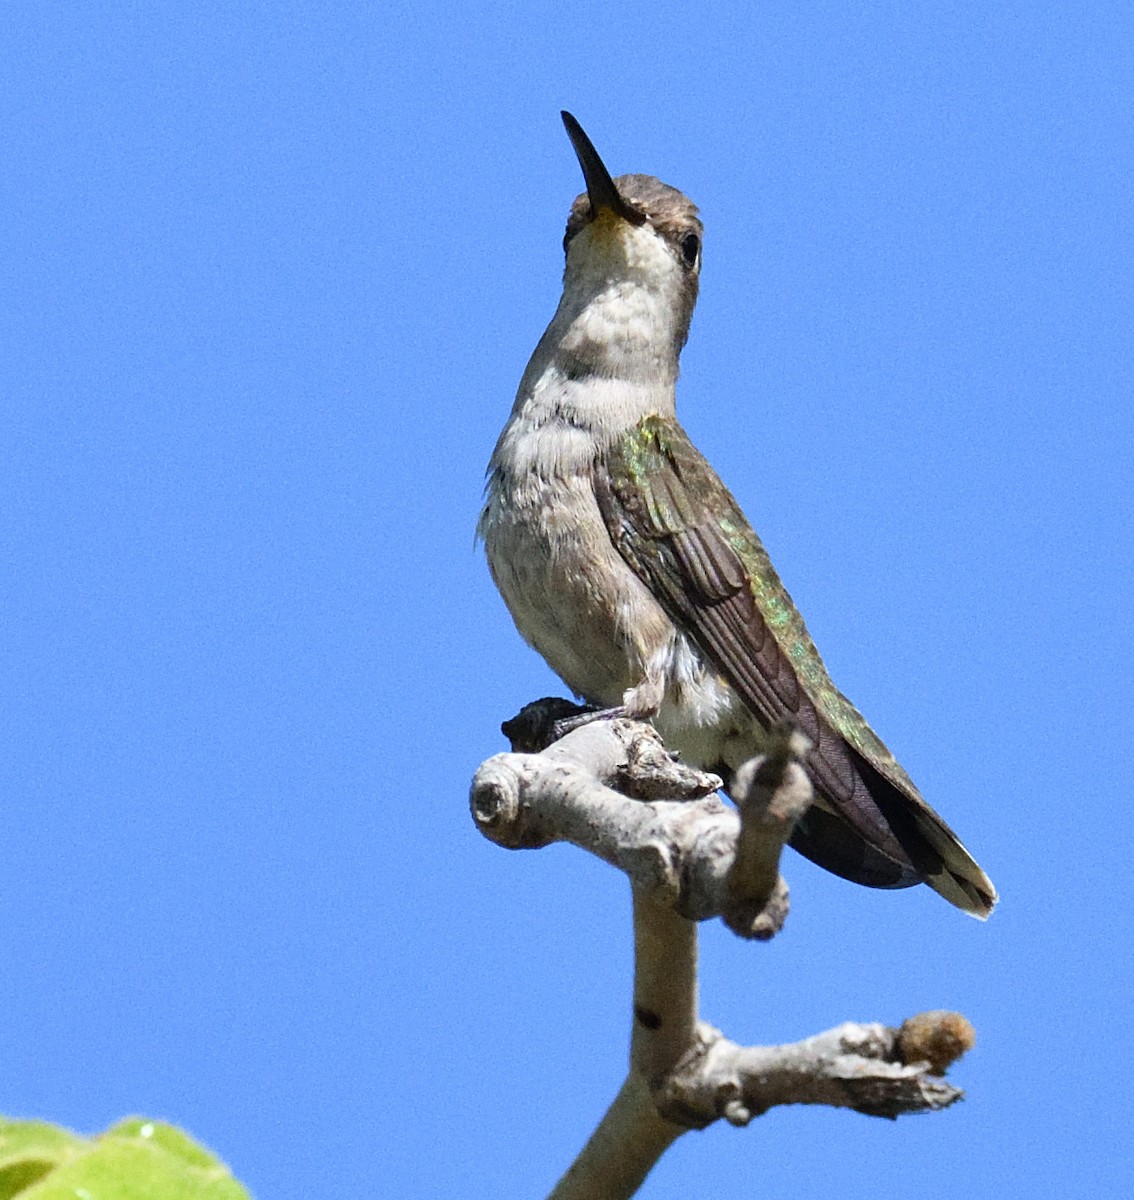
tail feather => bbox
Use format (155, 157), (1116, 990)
(789, 806), (920, 891)
(719, 732), (997, 918)
(852, 751), (996, 918)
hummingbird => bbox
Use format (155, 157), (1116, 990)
(478, 112), (996, 918)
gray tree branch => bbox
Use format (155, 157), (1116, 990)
(469, 710), (975, 1200)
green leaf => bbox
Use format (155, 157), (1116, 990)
(0, 1116), (251, 1200)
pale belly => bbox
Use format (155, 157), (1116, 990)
(480, 467), (761, 774)
(481, 467), (658, 705)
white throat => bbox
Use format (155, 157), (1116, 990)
(551, 216), (687, 385)
(487, 215), (688, 482)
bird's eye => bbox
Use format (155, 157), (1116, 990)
(680, 232), (700, 267)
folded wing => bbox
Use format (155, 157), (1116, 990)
(595, 414), (996, 917)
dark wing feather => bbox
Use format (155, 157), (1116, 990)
(597, 415), (996, 914)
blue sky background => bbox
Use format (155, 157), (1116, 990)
(4, 3), (1132, 1196)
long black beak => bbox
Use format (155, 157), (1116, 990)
(561, 112), (645, 225)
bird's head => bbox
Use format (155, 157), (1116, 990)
(559, 112), (702, 363)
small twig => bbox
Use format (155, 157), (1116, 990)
(658, 1016), (968, 1128)
(722, 725), (813, 939)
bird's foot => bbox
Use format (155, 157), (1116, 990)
(500, 698), (631, 752)
(551, 704), (628, 742)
